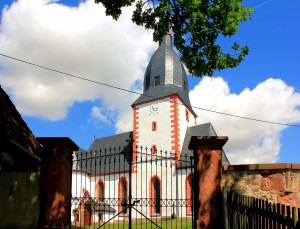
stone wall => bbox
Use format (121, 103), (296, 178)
(0, 171), (40, 229)
(222, 163), (300, 208)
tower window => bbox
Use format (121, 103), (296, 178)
(185, 109), (189, 122)
(184, 81), (187, 91)
(154, 76), (160, 86)
(151, 145), (157, 154)
(152, 121), (157, 131)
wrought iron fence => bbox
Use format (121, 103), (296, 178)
(71, 145), (194, 228)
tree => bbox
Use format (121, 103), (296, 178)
(95, 0), (253, 77)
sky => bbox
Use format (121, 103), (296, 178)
(0, 0), (299, 164)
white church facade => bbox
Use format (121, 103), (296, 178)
(71, 33), (229, 226)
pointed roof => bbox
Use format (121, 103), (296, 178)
(178, 123), (230, 167)
(73, 132), (132, 175)
(132, 34), (195, 115)
(0, 85), (41, 163)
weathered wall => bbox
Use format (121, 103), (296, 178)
(38, 137), (78, 229)
(222, 163), (300, 208)
(0, 171), (40, 229)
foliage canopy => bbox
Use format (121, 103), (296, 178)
(95, 0), (253, 77)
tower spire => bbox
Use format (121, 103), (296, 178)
(159, 27), (173, 47)
(132, 26), (196, 117)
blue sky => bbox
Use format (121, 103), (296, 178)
(0, 0), (299, 164)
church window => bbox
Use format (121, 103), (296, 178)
(118, 177), (128, 215)
(154, 76), (160, 86)
(186, 173), (194, 215)
(96, 180), (105, 201)
(150, 176), (161, 215)
(186, 109), (189, 121)
(152, 121), (157, 131)
(184, 81), (187, 91)
(151, 145), (157, 154)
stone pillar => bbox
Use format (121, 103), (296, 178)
(37, 137), (78, 229)
(189, 136), (228, 229)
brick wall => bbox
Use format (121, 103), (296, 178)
(222, 164), (300, 208)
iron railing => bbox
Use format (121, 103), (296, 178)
(71, 145), (194, 228)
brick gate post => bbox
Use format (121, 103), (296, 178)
(189, 136), (228, 229)
(37, 137), (78, 229)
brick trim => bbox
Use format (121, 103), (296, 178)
(170, 95), (180, 165)
(132, 105), (139, 173)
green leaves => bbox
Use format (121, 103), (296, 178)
(95, 0), (253, 77)
(94, 0), (135, 20)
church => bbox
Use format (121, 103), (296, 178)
(71, 32), (229, 226)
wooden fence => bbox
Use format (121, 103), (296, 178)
(224, 188), (300, 229)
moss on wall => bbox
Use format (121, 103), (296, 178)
(0, 171), (40, 229)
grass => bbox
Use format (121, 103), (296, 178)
(71, 218), (192, 229)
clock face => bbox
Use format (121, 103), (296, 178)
(150, 104), (158, 115)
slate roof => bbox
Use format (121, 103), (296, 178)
(132, 35), (195, 116)
(88, 131), (133, 153)
(73, 132), (132, 174)
(0, 85), (41, 163)
(73, 124), (230, 174)
(177, 123), (230, 168)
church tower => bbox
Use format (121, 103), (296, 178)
(132, 33), (197, 161)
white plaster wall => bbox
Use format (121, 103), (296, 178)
(131, 161), (193, 218)
(72, 172), (91, 197)
(71, 166), (193, 221)
(90, 173), (129, 200)
(137, 99), (172, 154)
(91, 173), (130, 220)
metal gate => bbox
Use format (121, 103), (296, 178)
(71, 144), (194, 228)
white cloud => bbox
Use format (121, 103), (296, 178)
(2, 0), (300, 164)
(189, 77), (300, 164)
(0, 0), (156, 123)
(89, 106), (111, 124)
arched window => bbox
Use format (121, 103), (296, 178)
(186, 173), (194, 215)
(96, 180), (105, 201)
(118, 176), (128, 215)
(150, 176), (161, 215)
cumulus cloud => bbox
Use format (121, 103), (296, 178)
(89, 106), (111, 125)
(2, 0), (300, 164)
(0, 0), (155, 123)
(189, 77), (300, 164)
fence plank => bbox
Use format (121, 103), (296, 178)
(224, 190), (300, 229)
